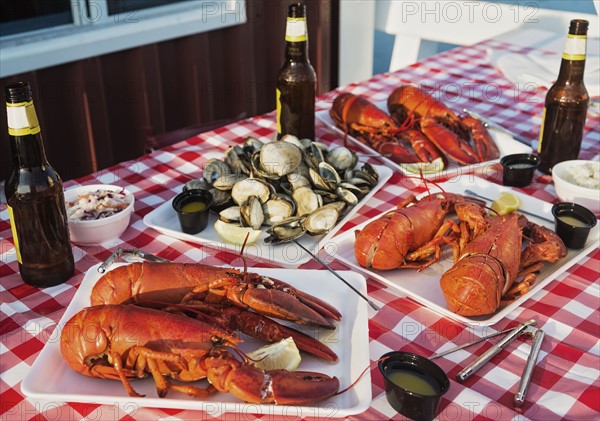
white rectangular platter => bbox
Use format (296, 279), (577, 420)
(22, 264), (371, 417)
(316, 101), (532, 179)
(143, 164), (392, 267)
(330, 176), (599, 326)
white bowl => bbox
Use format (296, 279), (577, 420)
(552, 160), (600, 213)
(64, 184), (134, 246)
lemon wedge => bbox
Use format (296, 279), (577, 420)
(491, 192), (521, 215)
(399, 157), (445, 175)
(214, 220), (262, 245)
(247, 337), (302, 371)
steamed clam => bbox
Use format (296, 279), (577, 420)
(184, 135), (379, 243)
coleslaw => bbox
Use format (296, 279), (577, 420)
(66, 189), (130, 221)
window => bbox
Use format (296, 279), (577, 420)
(0, 0), (246, 77)
(1, 0), (73, 36)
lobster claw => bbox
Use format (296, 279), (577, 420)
(460, 116), (500, 161)
(205, 352), (340, 404)
(227, 280), (338, 329)
(420, 117), (480, 165)
(215, 306), (339, 361)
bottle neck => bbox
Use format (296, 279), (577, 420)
(284, 16), (309, 61)
(557, 34), (587, 82)
(6, 101), (48, 167)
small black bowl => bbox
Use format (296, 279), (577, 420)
(172, 189), (213, 234)
(378, 351), (450, 421)
(551, 202), (597, 249)
(500, 154), (539, 187)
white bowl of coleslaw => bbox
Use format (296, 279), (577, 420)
(64, 184), (134, 246)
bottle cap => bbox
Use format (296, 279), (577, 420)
(288, 3), (306, 18)
(5, 82), (33, 104)
(569, 19), (589, 36)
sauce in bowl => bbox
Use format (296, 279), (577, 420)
(180, 201), (208, 213)
(385, 365), (441, 396)
(558, 214), (591, 228)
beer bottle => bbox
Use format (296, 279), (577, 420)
(4, 82), (75, 287)
(276, 2), (317, 140)
(538, 19), (589, 174)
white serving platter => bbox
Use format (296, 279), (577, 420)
(316, 101), (532, 179)
(22, 264), (371, 417)
(143, 164), (392, 267)
(329, 176), (600, 326)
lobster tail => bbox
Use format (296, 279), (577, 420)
(440, 254), (506, 316)
(440, 215), (523, 316)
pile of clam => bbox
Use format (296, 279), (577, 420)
(184, 135), (379, 243)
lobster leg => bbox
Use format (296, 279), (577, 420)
(403, 220), (461, 270)
(105, 351), (144, 397)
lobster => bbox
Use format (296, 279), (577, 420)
(60, 304), (339, 404)
(353, 192), (483, 271)
(91, 262), (340, 361)
(329, 92), (443, 164)
(387, 85), (500, 165)
(440, 214), (567, 316)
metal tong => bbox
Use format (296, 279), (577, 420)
(432, 319), (544, 407)
(98, 247), (170, 273)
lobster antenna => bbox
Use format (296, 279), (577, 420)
(335, 358), (381, 396)
(239, 232), (250, 279)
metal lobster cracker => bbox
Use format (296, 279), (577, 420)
(431, 319), (544, 407)
(98, 247), (170, 273)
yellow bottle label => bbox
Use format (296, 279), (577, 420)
(562, 34), (587, 61)
(6, 100), (41, 136)
(276, 88), (282, 135)
(285, 17), (307, 42)
(7, 205), (22, 264)
(538, 107), (547, 153)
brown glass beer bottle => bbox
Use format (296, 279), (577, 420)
(538, 19), (589, 174)
(276, 2), (317, 140)
(4, 82), (75, 287)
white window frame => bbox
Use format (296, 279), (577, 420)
(0, 0), (247, 78)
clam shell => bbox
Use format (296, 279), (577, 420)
(231, 178), (271, 205)
(303, 205), (340, 235)
(213, 173), (248, 191)
(326, 146), (357, 172)
(293, 186), (323, 216)
(203, 159), (231, 184)
(259, 141), (302, 177)
(240, 196), (264, 230)
(264, 216), (306, 244)
(262, 197), (295, 225)
(219, 206), (241, 223)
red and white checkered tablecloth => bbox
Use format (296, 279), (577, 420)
(1, 35), (599, 421)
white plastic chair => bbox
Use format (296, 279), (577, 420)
(375, 0), (599, 71)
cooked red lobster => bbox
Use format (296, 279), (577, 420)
(353, 193), (483, 270)
(387, 85), (499, 165)
(60, 304), (339, 404)
(91, 262), (340, 361)
(440, 214), (567, 316)
(329, 92), (442, 164)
